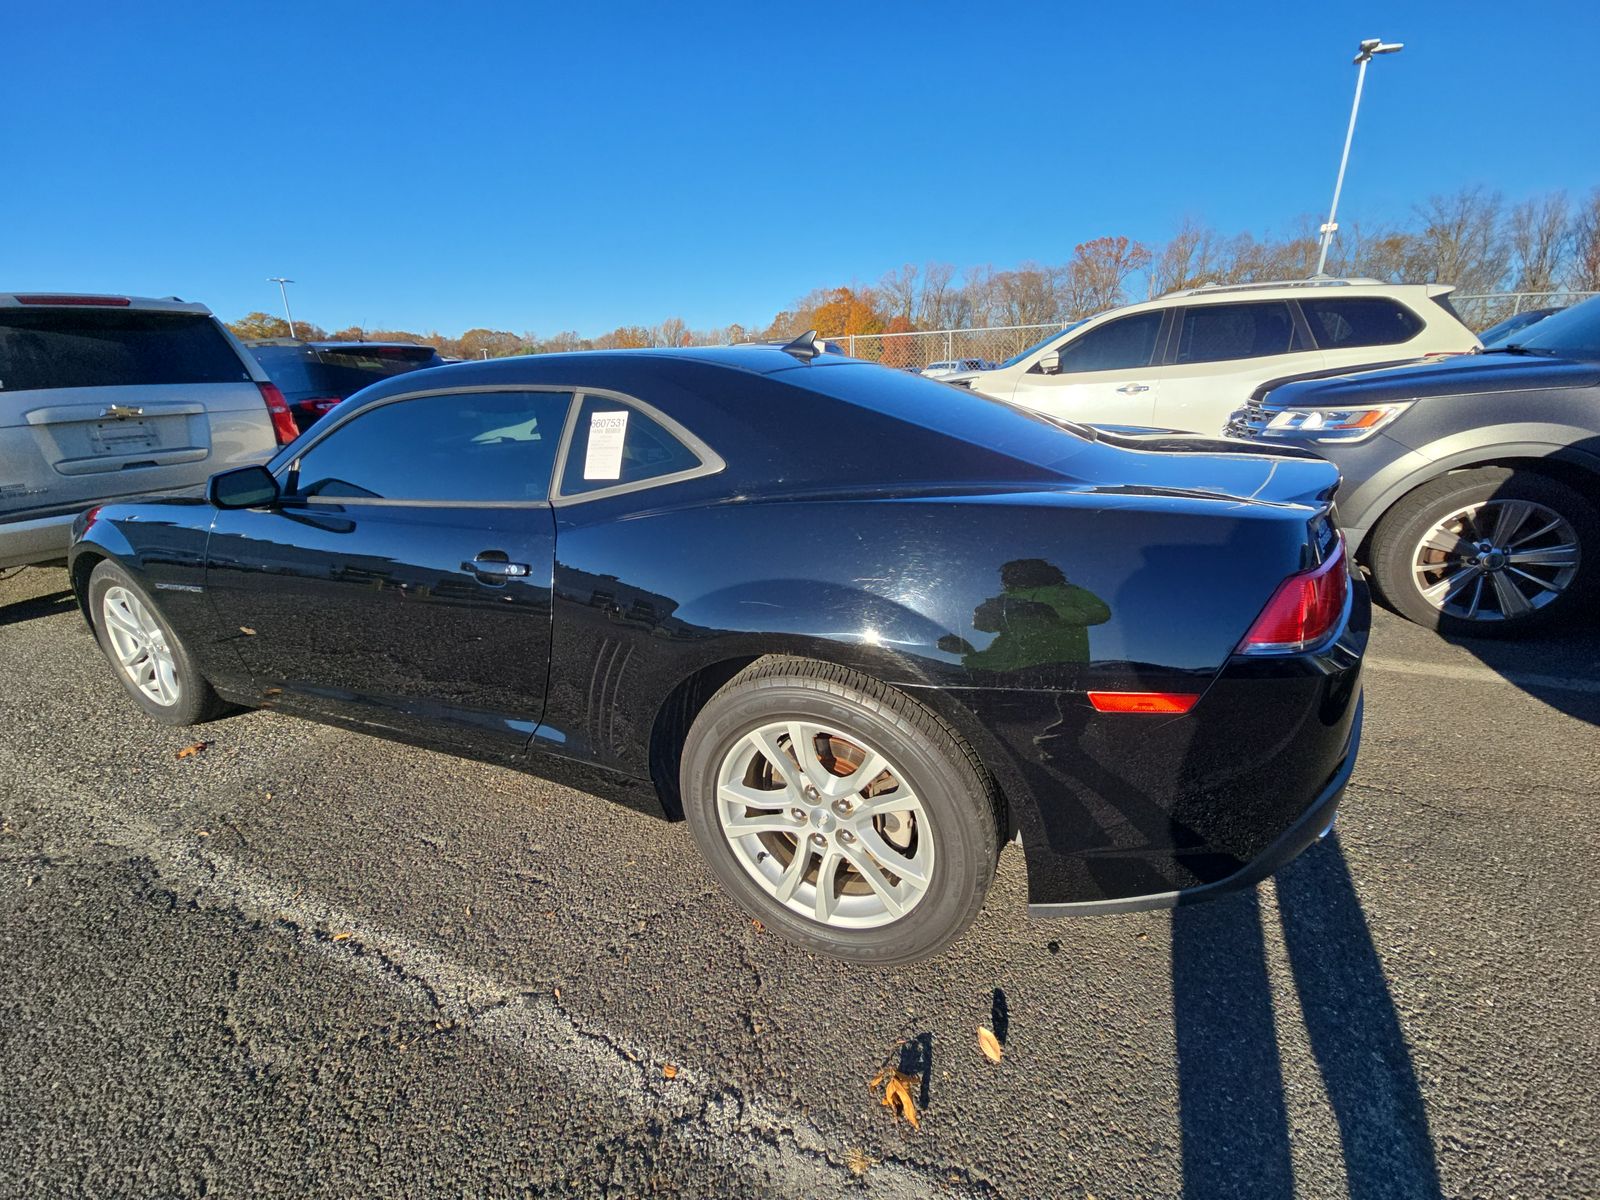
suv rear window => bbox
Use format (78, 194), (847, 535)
(248, 343), (329, 395)
(1301, 297), (1423, 349)
(0, 309), (249, 392)
(315, 345), (440, 376)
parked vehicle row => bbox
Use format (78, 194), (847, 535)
(0, 293), (293, 570)
(1229, 295), (1600, 636)
(955, 278), (1478, 434)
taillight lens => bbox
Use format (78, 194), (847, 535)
(1238, 536), (1350, 654)
(258, 382), (300, 444)
(1088, 692), (1200, 714)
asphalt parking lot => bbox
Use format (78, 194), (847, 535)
(1, 564), (1596, 1199)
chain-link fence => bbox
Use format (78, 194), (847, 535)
(829, 291), (1597, 369)
(1449, 291), (1596, 331)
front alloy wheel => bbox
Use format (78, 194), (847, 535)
(102, 584), (182, 706)
(1370, 467), (1597, 636)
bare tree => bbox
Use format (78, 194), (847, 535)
(1064, 236), (1152, 316)
(916, 262), (958, 328)
(1508, 192), (1571, 294)
(1152, 219), (1223, 294)
(1406, 187), (1509, 293)
(877, 264), (919, 321)
(1569, 188), (1600, 292)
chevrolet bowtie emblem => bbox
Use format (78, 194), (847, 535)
(101, 404), (144, 419)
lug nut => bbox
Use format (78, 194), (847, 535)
(790, 807), (806, 821)
(838, 829), (856, 844)
(803, 785), (820, 801)
(832, 798), (855, 817)
(809, 832), (827, 848)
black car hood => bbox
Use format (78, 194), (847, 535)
(1265, 353), (1600, 408)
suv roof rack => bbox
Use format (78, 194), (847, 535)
(1164, 277), (1384, 298)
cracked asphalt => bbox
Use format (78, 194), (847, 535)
(2, 564), (1597, 1198)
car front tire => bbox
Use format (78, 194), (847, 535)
(680, 656), (1001, 964)
(1369, 467), (1597, 637)
(89, 559), (231, 725)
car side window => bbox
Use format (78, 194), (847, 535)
(1301, 298), (1424, 349)
(1049, 312), (1163, 374)
(558, 393), (705, 498)
(287, 390), (573, 502)
(1174, 301), (1296, 364)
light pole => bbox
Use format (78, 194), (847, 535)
(1314, 38), (1404, 277)
(267, 277), (298, 338)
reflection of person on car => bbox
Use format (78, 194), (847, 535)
(958, 558), (1111, 668)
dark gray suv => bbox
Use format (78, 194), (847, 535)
(1228, 296), (1600, 636)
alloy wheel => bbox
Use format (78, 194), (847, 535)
(101, 585), (181, 706)
(715, 720), (934, 929)
(1410, 498), (1580, 622)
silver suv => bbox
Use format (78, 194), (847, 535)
(1, 293), (291, 569)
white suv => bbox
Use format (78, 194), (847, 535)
(1, 293), (292, 569)
(961, 279), (1479, 434)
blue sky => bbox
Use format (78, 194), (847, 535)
(3, 1), (1596, 336)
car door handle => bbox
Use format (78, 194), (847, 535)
(465, 553), (531, 579)
(1116, 384), (1151, 394)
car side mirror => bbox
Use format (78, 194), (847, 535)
(208, 464), (280, 510)
(1035, 350), (1061, 375)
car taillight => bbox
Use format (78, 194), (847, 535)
(307, 397), (342, 413)
(1238, 536), (1349, 654)
(1088, 692), (1200, 714)
(258, 382), (300, 444)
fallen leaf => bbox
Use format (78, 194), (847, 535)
(751, 919), (765, 933)
(553, 986), (561, 1000)
(868, 1067), (921, 1130)
(661, 1063), (678, 1079)
(331, 931), (353, 942)
(843, 1147), (876, 1177)
(175, 742), (210, 760)
(978, 1026), (1003, 1063)
(195, 829), (211, 839)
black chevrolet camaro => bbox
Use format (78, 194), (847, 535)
(69, 340), (1367, 962)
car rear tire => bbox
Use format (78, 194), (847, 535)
(680, 656), (1001, 964)
(1368, 467), (1597, 637)
(89, 559), (231, 725)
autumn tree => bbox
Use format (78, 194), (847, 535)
(227, 312), (328, 341)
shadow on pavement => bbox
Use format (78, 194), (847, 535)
(1173, 834), (1442, 1200)
(0, 587), (76, 627)
(1440, 620), (1600, 727)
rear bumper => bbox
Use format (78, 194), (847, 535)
(0, 511), (75, 569)
(1028, 692), (1360, 917)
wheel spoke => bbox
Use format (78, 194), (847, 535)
(772, 841), (812, 905)
(1506, 566), (1564, 594)
(1419, 564), (1480, 604)
(718, 779), (790, 812)
(785, 721), (830, 790)
(1489, 570), (1533, 619)
(837, 841), (906, 919)
(1507, 544), (1579, 567)
(855, 787), (920, 817)
(1487, 500), (1534, 548)
(1421, 526), (1474, 558)
(722, 813), (802, 838)
(749, 728), (805, 794)
(1463, 574), (1486, 619)
(1509, 517), (1565, 547)
(103, 601), (143, 638)
(813, 849), (841, 923)
(856, 827), (931, 887)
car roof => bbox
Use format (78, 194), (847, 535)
(0, 292), (213, 315)
(1154, 278), (1455, 306)
(310, 341), (437, 352)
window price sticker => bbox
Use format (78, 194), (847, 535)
(584, 409), (629, 480)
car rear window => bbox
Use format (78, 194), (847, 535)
(1300, 297), (1423, 349)
(0, 309), (249, 392)
(248, 344), (332, 395)
(315, 345), (440, 376)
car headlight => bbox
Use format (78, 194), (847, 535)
(1262, 402), (1411, 443)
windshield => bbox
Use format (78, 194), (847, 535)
(1515, 295), (1600, 360)
(999, 320), (1088, 369)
